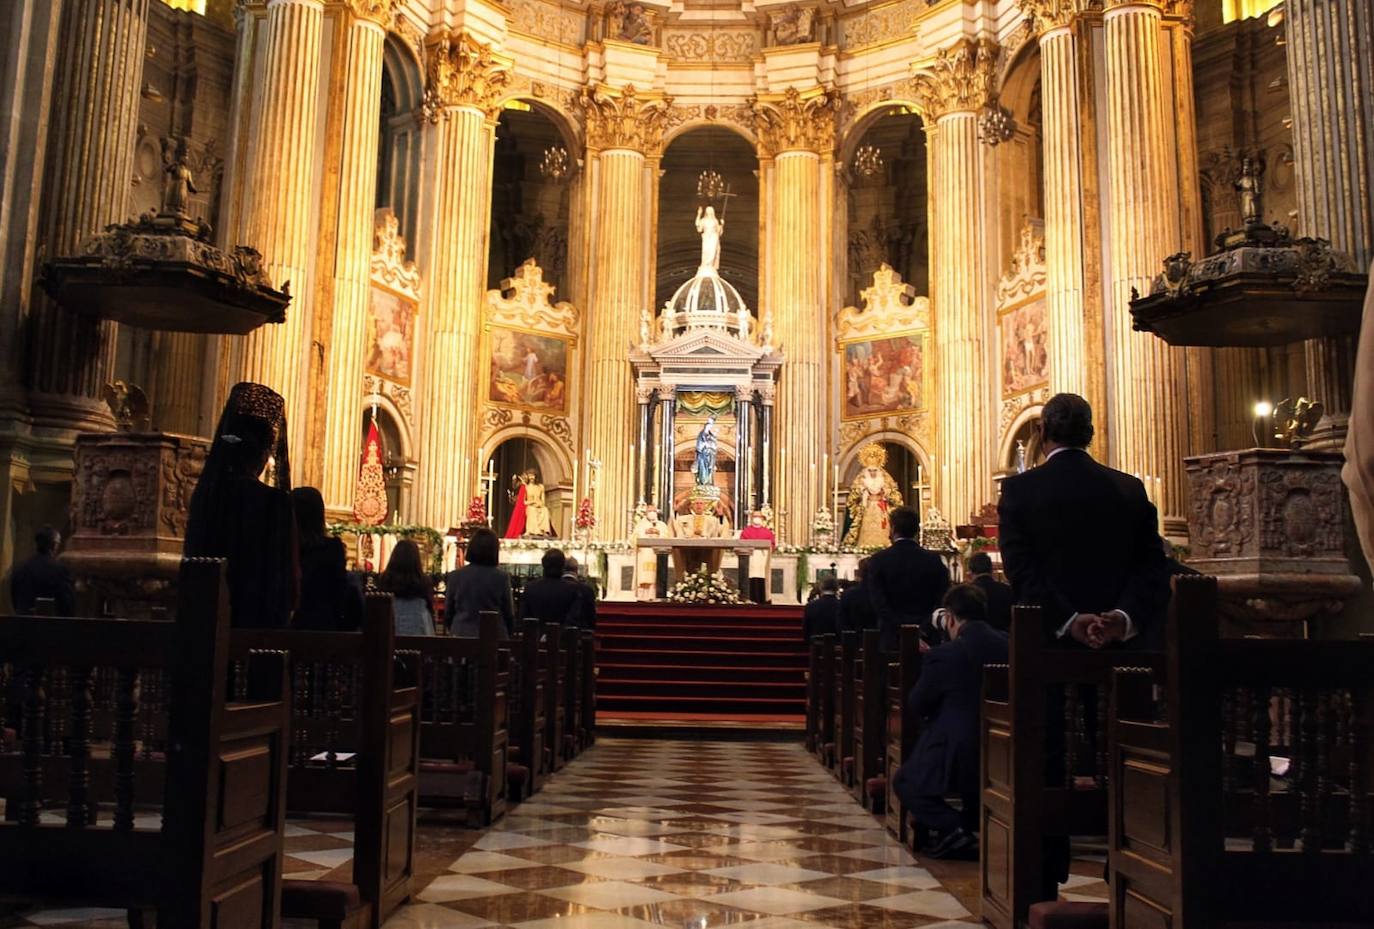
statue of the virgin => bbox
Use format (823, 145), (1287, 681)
(693, 416), (718, 486)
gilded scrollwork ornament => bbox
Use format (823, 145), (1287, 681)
(422, 32), (513, 123)
(342, 0), (396, 26)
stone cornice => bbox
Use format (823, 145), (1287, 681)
(751, 86), (836, 157)
(579, 84), (674, 154)
(913, 37), (1001, 120)
(422, 31), (513, 122)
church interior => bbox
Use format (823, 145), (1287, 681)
(1, 0), (1373, 925)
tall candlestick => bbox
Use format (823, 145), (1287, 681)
(762, 435), (771, 505)
(833, 461), (840, 532)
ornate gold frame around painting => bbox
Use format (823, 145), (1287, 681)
(838, 328), (931, 422)
(365, 280), (419, 387)
(482, 322), (575, 416)
(996, 290), (1049, 401)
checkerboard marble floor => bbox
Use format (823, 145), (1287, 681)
(3, 738), (1108, 928)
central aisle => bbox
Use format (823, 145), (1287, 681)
(389, 739), (979, 929)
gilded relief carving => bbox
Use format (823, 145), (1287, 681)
(752, 87), (836, 156)
(422, 32), (513, 121)
(580, 84), (673, 154)
(913, 38), (1000, 120)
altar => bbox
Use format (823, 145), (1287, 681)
(637, 536), (773, 598)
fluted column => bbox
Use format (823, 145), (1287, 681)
(320, 4), (388, 513)
(581, 85), (670, 539)
(1286, 0), (1373, 446)
(229, 0), (325, 459)
(916, 40), (997, 525)
(1103, 0), (1190, 523)
(755, 87), (833, 544)
(412, 33), (510, 531)
(28, 0), (151, 434)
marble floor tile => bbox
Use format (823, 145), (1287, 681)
(846, 866), (943, 890)
(415, 874), (522, 903)
(557, 856), (687, 880)
(381, 903), (498, 929)
(708, 887), (851, 915)
(863, 890), (974, 919)
(510, 913), (666, 929)
(702, 862), (834, 885)
(447, 850), (544, 873)
(537, 879), (683, 909)
(473, 830), (555, 851)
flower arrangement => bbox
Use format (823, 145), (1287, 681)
(811, 506), (835, 535)
(327, 522), (446, 574)
(575, 497), (596, 531)
(666, 564), (745, 605)
(465, 495), (488, 526)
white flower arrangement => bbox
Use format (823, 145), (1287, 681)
(666, 565), (746, 605)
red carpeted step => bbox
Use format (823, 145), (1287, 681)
(595, 603), (808, 720)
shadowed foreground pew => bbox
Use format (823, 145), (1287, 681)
(834, 630), (857, 783)
(980, 605), (1163, 929)
(403, 612), (509, 826)
(577, 629), (596, 750)
(0, 559), (291, 929)
(885, 626), (922, 841)
(509, 618), (548, 800)
(232, 593), (420, 929)
(853, 628), (887, 811)
(1109, 575), (1374, 927)
(814, 633), (836, 765)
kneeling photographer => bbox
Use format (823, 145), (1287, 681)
(894, 583), (1009, 859)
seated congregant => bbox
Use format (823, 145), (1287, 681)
(838, 557), (878, 635)
(520, 548), (582, 625)
(895, 583), (1007, 859)
(803, 575), (840, 641)
(378, 539), (436, 636)
(562, 556), (598, 630)
(184, 381), (298, 628)
(9, 526), (75, 616)
(291, 487), (363, 631)
(444, 527), (514, 638)
(967, 552), (1012, 632)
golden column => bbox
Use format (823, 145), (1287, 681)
(412, 33), (510, 531)
(754, 87), (834, 545)
(580, 85), (670, 539)
(1102, 0), (1190, 523)
(28, 0), (151, 433)
(319, 1), (389, 514)
(916, 40), (997, 526)
(229, 0), (325, 459)
(1285, 0), (1373, 447)
(1019, 1), (1108, 438)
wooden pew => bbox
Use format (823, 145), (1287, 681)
(560, 625), (581, 763)
(403, 612), (509, 827)
(1109, 575), (1374, 927)
(852, 628), (887, 811)
(884, 625), (922, 841)
(542, 621), (564, 774)
(232, 593), (420, 929)
(805, 638), (821, 754)
(577, 629), (596, 750)
(834, 630), (857, 785)
(508, 618), (547, 799)
(814, 633), (836, 766)
(0, 559), (291, 929)
(979, 606), (1163, 929)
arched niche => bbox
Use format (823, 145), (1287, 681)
(656, 126), (760, 315)
(999, 405), (1045, 475)
(359, 401), (414, 521)
(488, 100), (580, 300)
(991, 42), (1045, 271)
(378, 34), (424, 251)
(837, 103), (929, 305)
(838, 431), (932, 519)
(483, 431), (574, 538)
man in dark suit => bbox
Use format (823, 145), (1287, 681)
(867, 506), (950, 651)
(997, 392), (1169, 649)
(967, 552), (1013, 632)
(520, 549), (582, 626)
(562, 556), (597, 630)
(9, 526), (76, 616)
(894, 584), (1007, 858)
(838, 558), (879, 635)
(803, 576), (840, 640)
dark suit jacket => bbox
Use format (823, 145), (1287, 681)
(294, 536), (363, 631)
(896, 621), (1008, 806)
(997, 448), (1168, 644)
(520, 576), (582, 626)
(972, 574), (1014, 632)
(803, 594), (840, 640)
(562, 574), (597, 630)
(867, 540), (950, 651)
(444, 564), (514, 638)
(838, 583), (878, 636)
(9, 553), (76, 616)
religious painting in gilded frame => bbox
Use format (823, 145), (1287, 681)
(840, 331), (928, 421)
(998, 293), (1049, 398)
(365, 283), (418, 385)
(486, 325), (572, 414)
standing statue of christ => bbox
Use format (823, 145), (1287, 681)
(696, 205), (723, 273)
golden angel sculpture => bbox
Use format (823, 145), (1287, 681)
(842, 443), (904, 549)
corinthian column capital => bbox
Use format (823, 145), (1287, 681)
(913, 37), (1001, 121)
(751, 86), (836, 157)
(338, 0), (396, 26)
(422, 31), (512, 122)
(1017, 0), (1097, 34)
(579, 84), (674, 154)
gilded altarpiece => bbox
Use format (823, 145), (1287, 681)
(478, 259), (582, 469)
(836, 264), (933, 460)
(996, 221), (1049, 456)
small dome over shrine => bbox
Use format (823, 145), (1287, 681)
(664, 267), (748, 318)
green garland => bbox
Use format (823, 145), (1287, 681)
(327, 522), (446, 574)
